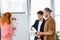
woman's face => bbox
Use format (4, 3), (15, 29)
(37, 14), (43, 20)
(7, 13), (12, 21)
(10, 16), (12, 21)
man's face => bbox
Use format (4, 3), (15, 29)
(37, 14), (43, 20)
(43, 10), (48, 18)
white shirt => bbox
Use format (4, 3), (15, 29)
(43, 16), (47, 20)
(38, 21), (42, 31)
(38, 20), (43, 39)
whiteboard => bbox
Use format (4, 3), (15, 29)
(12, 12), (29, 40)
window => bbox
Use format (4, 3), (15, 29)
(1, 0), (27, 12)
(55, 0), (60, 31)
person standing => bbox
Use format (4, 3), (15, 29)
(31, 11), (45, 40)
(0, 12), (16, 40)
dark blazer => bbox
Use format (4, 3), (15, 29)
(32, 19), (45, 40)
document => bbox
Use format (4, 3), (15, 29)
(31, 27), (37, 34)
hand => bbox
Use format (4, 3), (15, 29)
(12, 17), (16, 20)
(13, 27), (16, 31)
(36, 32), (43, 36)
(34, 34), (38, 37)
(36, 32), (40, 36)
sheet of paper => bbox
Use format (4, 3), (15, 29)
(32, 27), (37, 33)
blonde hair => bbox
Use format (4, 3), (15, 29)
(1, 12), (12, 25)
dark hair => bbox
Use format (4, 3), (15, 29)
(37, 11), (43, 15)
(44, 8), (52, 12)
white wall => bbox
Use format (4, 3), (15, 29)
(1, 0), (8, 13)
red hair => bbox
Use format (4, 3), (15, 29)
(1, 12), (12, 25)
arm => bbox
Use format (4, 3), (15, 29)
(44, 19), (55, 36)
(31, 20), (37, 36)
(32, 20), (37, 27)
(4, 25), (14, 38)
(8, 25), (14, 36)
(31, 20), (37, 30)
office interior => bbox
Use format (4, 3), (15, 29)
(0, 0), (60, 40)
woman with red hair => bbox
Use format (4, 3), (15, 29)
(1, 12), (15, 40)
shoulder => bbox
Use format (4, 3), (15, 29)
(35, 20), (39, 22)
(2, 23), (12, 27)
(49, 17), (55, 24)
(50, 17), (55, 21)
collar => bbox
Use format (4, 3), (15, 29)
(46, 16), (51, 21)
